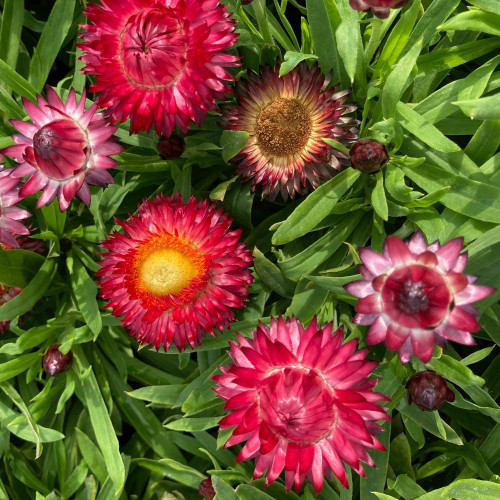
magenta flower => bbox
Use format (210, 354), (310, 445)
(345, 232), (495, 364)
(213, 316), (389, 492)
(349, 0), (410, 19)
(0, 162), (31, 248)
(1, 87), (122, 211)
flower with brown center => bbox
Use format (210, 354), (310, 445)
(219, 63), (358, 200)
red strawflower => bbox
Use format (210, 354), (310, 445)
(79, 0), (239, 137)
(349, 0), (410, 18)
(197, 478), (216, 499)
(0, 161), (31, 248)
(1, 87), (122, 211)
(406, 371), (455, 412)
(345, 232), (495, 364)
(219, 63), (358, 201)
(98, 194), (253, 352)
(213, 316), (389, 492)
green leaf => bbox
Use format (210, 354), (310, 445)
(114, 153), (173, 172)
(0, 249), (45, 288)
(0, 258), (57, 322)
(40, 199), (67, 238)
(0, 0), (24, 69)
(29, 0), (76, 91)
(61, 463), (88, 500)
(77, 351), (125, 495)
(0, 57), (37, 100)
(209, 176), (239, 202)
(453, 93), (500, 120)
(272, 168), (360, 245)
(253, 247), (295, 297)
(442, 479), (500, 500)
(382, 37), (422, 119)
(134, 458), (205, 489)
(212, 476), (238, 500)
(68, 255), (102, 337)
(164, 417), (221, 432)
(75, 429), (108, 485)
(220, 130), (249, 163)
(439, 10), (500, 36)
(402, 163), (500, 223)
(279, 51), (317, 76)
(371, 172), (388, 221)
(126, 385), (185, 405)
(235, 484), (275, 500)
(427, 354), (485, 388)
(467, 0), (500, 14)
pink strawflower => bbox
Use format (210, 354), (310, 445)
(219, 63), (358, 201)
(213, 316), (389, 492)
(79, 0), (239, 137)
(345, 232), (495, 364)
(98, 194), (253, 352)
(349, 0), (410, 18)
(1, 87), (122, 212)
(0, 160), (31, 248)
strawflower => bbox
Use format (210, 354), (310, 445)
(406, 371), (455, 412)
(0, 162), (31, 248)
(98, 194), (253, 352)
(42, 345), (74, 376)
(219, 63), (358, 200)
(345, 232), (495, 364)
(213, 316), (389, 492)
(349, 0), (410, 19)
(1, 87), (122, 211)
(79, 0), (239, 137)
(350, 139), (389, 174)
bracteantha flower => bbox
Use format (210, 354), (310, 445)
(213, 316), (389, 492)
(98, 194), (253, 352)
(219, 63), (358, 200)
(1, 87), (122, 211)
(345, 232), (495, 364)
(0, 162), (31, 248)
(79, 0), (239, 137)
(349, 0), (409, 19)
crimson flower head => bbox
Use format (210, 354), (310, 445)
(349, 0), (410, 18)
(350, 139), (389, 174)
(1, 87), (122, 212)
(345, 232), (495, 364)
(98, 194), (253, 352)
(197, 479), (215, 499)
(219, 63), (358, 201)
(406, 371), (455, 412)
(42, 345), (74, 376)
(213, 316), (389, 493)
(0, 162), (31, 248)
(79, 0), (239, 137)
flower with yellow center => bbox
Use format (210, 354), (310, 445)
(98, 194), (254, 352)
(219, 63), (359, 200)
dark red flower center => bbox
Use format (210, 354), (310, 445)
(258, 366), (335, 443)
(256, 98), (312, 157)
(32, 119), (88, 180)
(120, 8), (189, 89)
(381, 264), (451, 329)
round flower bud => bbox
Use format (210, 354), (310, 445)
(42, 345), (73, 376)
(405, 371), (455, 412)
(158, 134), (185, 160)
(350, 139), (389, 174)
(197, 479), (215, 499)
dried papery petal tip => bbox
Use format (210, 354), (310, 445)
(98, 194), (253, 352)
(197, 478), (215, 499)
(79, 0), (239, 137)
(213, 315), (390, 493)
(349, 0), (410, 19)
(350, 139), (389, 174)
(42, 345), (73, 376)
(1, 87), (122, 212)
(345, 231), (495, 364)
(406, 371), (455, 411)
(219, 62), (358, 201)
(158, 134), (185, 160)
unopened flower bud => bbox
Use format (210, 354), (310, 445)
(197, 478), (215, 499)
(350, 139), (389, 174)
(158, 134), (185, 160)
(349, 0), (410, 19)
(42, 345), (73, 376)
(406, 371), (455, 412)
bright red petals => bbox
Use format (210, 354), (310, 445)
(79, 0), (238, 136)
(213, 316), (389, 492)
(98, 194), (253, 352)
(345, 231), (494, 363)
